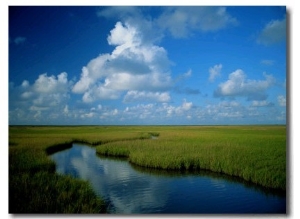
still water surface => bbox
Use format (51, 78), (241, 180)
(50, 144), (286, 214)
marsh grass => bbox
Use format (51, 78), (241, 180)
(9, 126), (118, 213)
(9, 126), (161, 213)
(95, 126), (286, 190)
(10, 172), (106, 213)
(9, 125), (286, 213)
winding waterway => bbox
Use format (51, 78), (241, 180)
(50, 143), (286, 214)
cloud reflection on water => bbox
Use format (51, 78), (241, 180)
(54, 144), (169, 213)
(51, 144), (286, 214)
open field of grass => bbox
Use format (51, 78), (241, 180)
(9, 125), (286, 213)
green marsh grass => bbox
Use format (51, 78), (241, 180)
(96, 126), (286, 190)
(9, 126), (161, 213)
(10, 171), (106, 213)
(9, 125), (286, 213)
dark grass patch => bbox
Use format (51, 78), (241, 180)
(9, 172), (106, 213)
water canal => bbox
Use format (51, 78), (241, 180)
(50, 143), (286, 214)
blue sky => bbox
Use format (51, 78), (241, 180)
(8, 6), (287, 125)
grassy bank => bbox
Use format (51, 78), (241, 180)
(96, 125), (286, 190)
(9, 125), (286, 213)
(9, 126), (102, 213)
(9, 126), (160, 213)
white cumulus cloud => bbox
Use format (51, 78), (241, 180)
(181, 99), (193, 110)
(9, 72), (73, 124)
(108, 21), (138, 47)
(72, 21), (172, 103)
(72, 54), (110, 94)
(163, 99), (193, 117)
(214, 69), (275, 100)
(34, 72), (69, 93)
(123, 91), (170, 103)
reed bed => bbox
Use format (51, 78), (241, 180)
(96, 126), (286, 190)
(9, 125), (161, 213)
(9, 125), (286, 213)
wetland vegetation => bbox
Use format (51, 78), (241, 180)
(9, 125), (286, 213)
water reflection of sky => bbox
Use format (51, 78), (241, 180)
(50, 144), (286, 214)
(52, 144), (169, 213)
